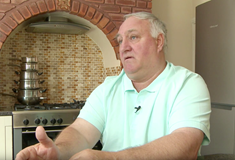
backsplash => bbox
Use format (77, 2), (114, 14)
(0, 29), (121, 110)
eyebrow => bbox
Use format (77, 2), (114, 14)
(115, 29), (137, 40)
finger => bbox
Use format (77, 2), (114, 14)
(36, 126), (54, 148)
(15, 144), (43, 160)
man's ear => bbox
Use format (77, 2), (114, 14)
(155, 33), (164, 52)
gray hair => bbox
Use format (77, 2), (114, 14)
(124, 12), (167, 53)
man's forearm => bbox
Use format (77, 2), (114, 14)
(110, 128), (203, 160)
(54, 126), (90, 160)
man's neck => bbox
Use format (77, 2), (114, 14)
(132, 61), (167, 92)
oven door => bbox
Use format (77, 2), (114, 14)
(13, 126), (65, 159)
(13, 126), (103, 159)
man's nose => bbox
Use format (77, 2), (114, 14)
(119, 39), (131, 54)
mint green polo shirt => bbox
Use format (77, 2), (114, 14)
(78, 62), (211, 152)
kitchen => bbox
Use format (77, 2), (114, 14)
(0, 0), (234, 159)
(0, 0), (150, 159)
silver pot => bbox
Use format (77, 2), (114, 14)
(15, 71), (43, 80)
(0, 88), (47, 105)
(14, 80), (45, 89)
(9, 57), (38, 63)
(9, 62), (39, 71)
(22, 57), (37, 63)
(12, 88), (47, 105)
(20, 62), (38, 71)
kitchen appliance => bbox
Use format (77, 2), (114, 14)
(196, 0), (235, 106)
(12, 100), (102, 159)
(25, 15), (90, 35)
(196, 0), (235, 156)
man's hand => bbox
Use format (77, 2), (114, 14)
(15, 126), (60, 160)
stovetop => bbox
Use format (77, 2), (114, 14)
(12, 100), (85, 128)
(14, 100), (85, 111)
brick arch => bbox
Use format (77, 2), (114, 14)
(0, 0), (152, 59)
(69, 0), (120, 58)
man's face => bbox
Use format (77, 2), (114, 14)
(116, 17), (161, 80)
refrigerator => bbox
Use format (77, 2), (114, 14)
(196, 0), (235, 106)
(196, 0), (235, 155)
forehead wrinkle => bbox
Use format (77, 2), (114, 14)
(126, 29), (136, 35)
(116, 29), (137, 40)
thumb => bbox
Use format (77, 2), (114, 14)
(36, 126), (54, 148)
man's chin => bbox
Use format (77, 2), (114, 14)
(123, 67), (139, 77)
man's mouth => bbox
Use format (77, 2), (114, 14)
(125, 56), (133, 60)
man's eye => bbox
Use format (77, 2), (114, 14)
(117, 39), (122, 44)
(131, 36), (137, 40)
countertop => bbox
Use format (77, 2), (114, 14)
(0, 111), (12, 116)
(197, 154), (235, 160)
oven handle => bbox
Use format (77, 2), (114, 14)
(22, 129), (63, 134)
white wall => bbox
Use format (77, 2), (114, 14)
(77, 16), (120, 69)
(152, 0), (210, 71)
(86, 25), (120, 68)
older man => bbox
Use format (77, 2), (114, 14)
(16, 12), (211, 160)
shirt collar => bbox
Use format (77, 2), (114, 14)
(123, 61), (170, 92)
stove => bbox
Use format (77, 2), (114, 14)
(14, 100), (85, 110)
(12, 100), (85, 158)
(12, 109), (81, 128)
(12, 100), (85, 128)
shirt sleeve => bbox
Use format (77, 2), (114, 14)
(168, 73), (211, 146)
(78, 82), (106, 134)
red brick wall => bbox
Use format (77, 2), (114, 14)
(0, 0), (152, 59)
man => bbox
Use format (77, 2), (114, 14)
(16, 12), (211, 160)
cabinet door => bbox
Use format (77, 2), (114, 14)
(0, 116), (12, 160)
(6, 125), (12, 160)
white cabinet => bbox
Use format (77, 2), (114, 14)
(0, 116), (12, 160)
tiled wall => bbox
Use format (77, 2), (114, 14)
(0, 29), (121, 111)
(0, 0), (152, 57)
